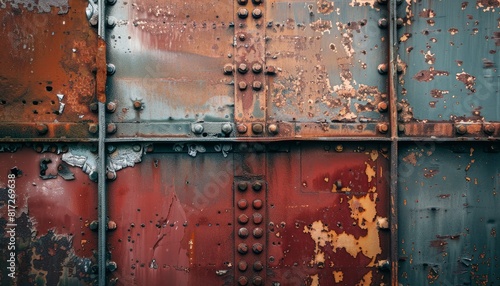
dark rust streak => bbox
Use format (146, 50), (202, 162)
(96, 38), (107, 103)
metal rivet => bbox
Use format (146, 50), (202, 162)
(145, 144), (154, 153)
(107, 145), (117, 153)
(377, 102), (388, 112)
(238, 182), (248, 191)
(377, 63), (388, 74)
(237, 8), (249, 18)
(89, 220), (98, 230)
(378, 123), (389, 134)
(252, 81), (262, 90)
(253, 227), (263, 238)
(106, 170), (116, 181)
(252, 123), (264, 134)
(252, 276), (263, 286)
(237, 0), (248, 4)
(238, 260), (248, 272)
(106, 16), (116, 28)
(238, 63), (248, 74)
(398, 124), (405, 132)
(106, 123), (117, 134)
(237, 199), (248, 210)
(456, 124), (467, 135)
(106, 102), (117, 113)
(252, 199), (263, 209)
(335, 180), (342, 189)
(238, 81), (248, 90)
(238, 276), (248, 285)
(106, 0), (117, 5)
(239, 33), (246, 41)
(335, 144), (343, 152)
(133, 100), (142, 110)
(396, 17), (404, 28)
(252, 0), (262, 4)
(221, 123), (233, 135)
(252, 182), (262, 191)
(106, 261), (117, 272)
(252, 213), (263, 224)
(237, 124), (248, 134)
(192, 123), (204, 134)
(378, 18), (388, 28)
(36, 123), (48, 135)
(484, 124), (495, 135)
(107, 63), (116, 75)
(237, 243), (249, 254)
(107, 220), (117, 230)
(252, 63), (263, 73)
(89, 102), (98, 112)
(252, 243), (263, 254)
(238, 214), (249, 224)
(132, 144), (141, 152)
(238, 228), (249, 238)
(377, 259), (390, 271)
(268, 124), (278, 135)
(253, 260), (263, 271)
(223, 63), (234, 74)
(265, 65), (276, 75)
(252, 8), (262, 19)
(88, 123), (98, 134)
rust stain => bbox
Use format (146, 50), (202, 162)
(456, 71), (477, 93)
(96, 38), (107, 103)
(403, 153), (417, 166)
(476, 0), (500, 11)
(423, 50), (436, 65)
(430, 89), (449, 98)
(355, 271), (373, 286)
(419, 9), (436, 18)
(310, 19), (333, 33)
(317, 0), (335, 15)
(423, 168), (439, 178)
(413, 68), (450, 82)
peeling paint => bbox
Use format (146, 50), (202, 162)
(356, 271), (373, 286)
(317, 0), (335, 15)
(456, 71), (477, 93)
(365, 162), (375, 182)
(107, 146), (143, 172)
(333, 270), (343, 283)
(0, 0), (69, 14)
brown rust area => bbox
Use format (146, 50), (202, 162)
(0, 3), (98, 125)
(96, 38), (107, 103)
(456, 71), (477, 93)
(317, 0), (335, 15)
(413, 68), (450, 82)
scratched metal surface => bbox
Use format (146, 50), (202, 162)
(398, 142), (500, 285)
(0, 144), (98, 285)
(397, 0), (500, 123)
(105, 142), (390, 285)
(0, 0), (99, 139)
(105, 0), (235, 132)
(266, 0), (389, 124)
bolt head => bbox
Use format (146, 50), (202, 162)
(106, 0), (117, 5)
(223, 63), (234, 74)
(238, 63), (248, 74)
(268, 124), (278, 134)
(252, 243), (263, 254)
(252, 181), (262, 191)
(106, 170), (116, 180)
(106, 261), (117, 272)
(252, 199), (263, 209)
(132, 144), (142, 152)
(107, 220), (117, 230)
(133, 100), (142, 109)
(238, 260), (248, 271)
(253, 261), (263, 271)
(252, 0), (262, 4)
(238, 276), (248, 285)
(221, 123), (233, 134)
(377, 102), (388, 112)
(252, 63), (263, 73)
(252, 8), (262, 18)
(378, 123), (389, 134)
(252, 213), (263, 224)
(237, 199), (248, 210)
(36, 123), (48, 135)
(106, 123), (117, 134)
(265, 65), (276, 74)
(192, 123), (204, 134)
(107, 145), (116, 153)
(335, 144), (343, 152)
(106, 102), (117, 113)
(456, 124), (467, 135)
(398, 124), (405, 132)
(237, 0), (248, 4)
(238, 182), (248, 191)
(377, 63), (388, 74)
(237, 8), (249, 18)
(238, 33), (246, 41)
(252, 276), (263, 286)
(378, 18), (388, 28)
(252, 81), (263, 90)
(89, 102), (98, 112)
(237, 243), (249, 254)
(238, 228), (249, 238)
(237, 124), (248, 134)
(396, 17), (404, 27)
(88, 124), (98, 134)
(252, 123), (264, 134)
(238, 81), (248, 90)
(484, 124), (495, 135)
(107, 63), (116, 75)
(253, 227), (264, 238)
(238, 214), (249, 224)
(89, 220), (98, 230)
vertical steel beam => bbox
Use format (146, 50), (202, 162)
(97, 1), (107, 285)
(389, 0), (399, 285)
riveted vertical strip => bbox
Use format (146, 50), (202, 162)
(234, 0), (266, 136)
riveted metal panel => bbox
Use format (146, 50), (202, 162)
(0, 144), (97, 285)
(398, 142), (500, 285)
(105, 0), (235, 138)
(264, 0), (390, 138)
(397, 0), (500, 137)
(0, 1), (100, 140)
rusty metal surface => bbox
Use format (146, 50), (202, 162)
(0, 144), (98, 285)
(398, 142), (500, 285)
(105, 142), (390, 285)
(105, 0), (235, 137)
(0, 1), (99, 140)
(397, 0), (500, 134)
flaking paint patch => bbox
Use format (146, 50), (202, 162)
(303, 194), (382, 267)
(310, 274), (320, 286)
(317, 0), (335, 15)
(355, 271), (373, 286)
(365, 162), (375, 183)
(333, 271), (343, 283)
(370, 150), (378, 161)
(349, 0), (377, 8)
